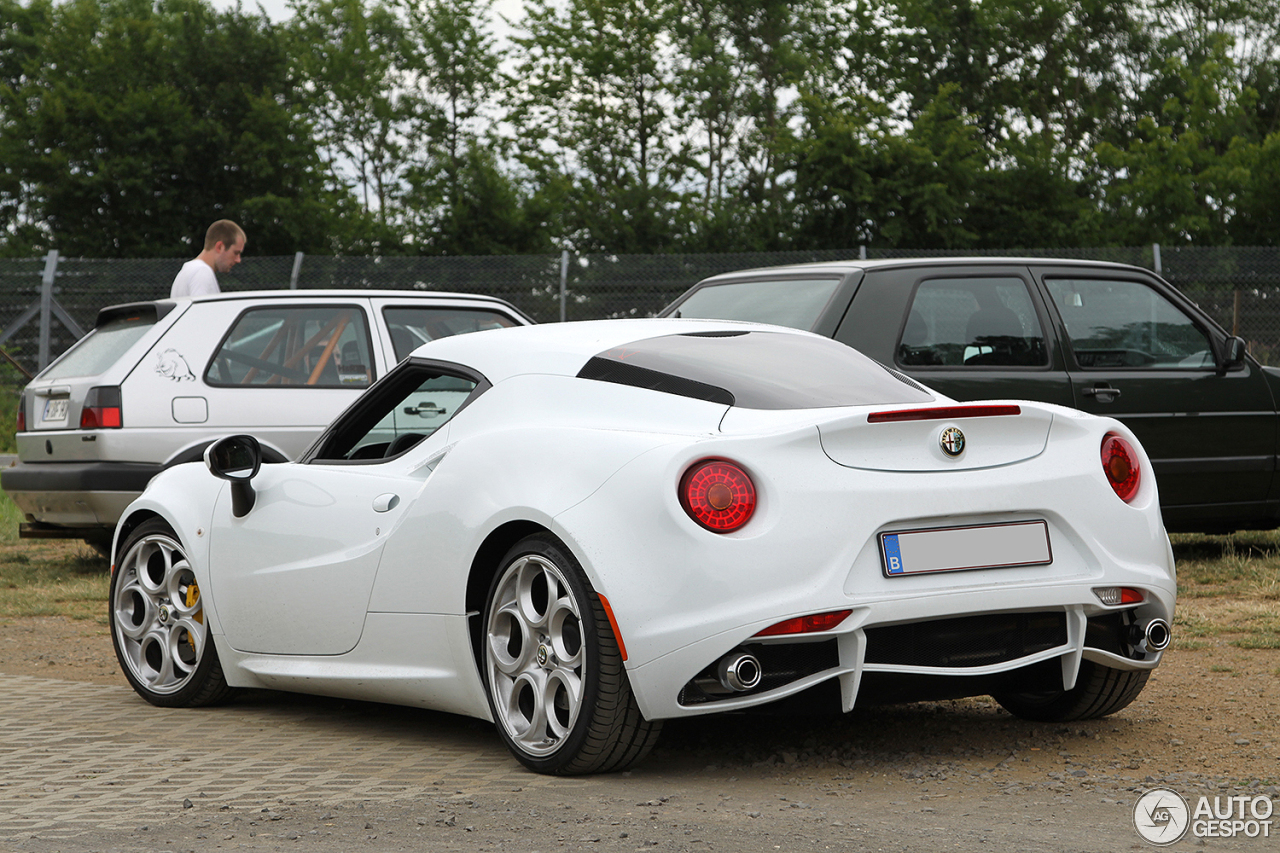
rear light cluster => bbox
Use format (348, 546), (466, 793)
(1094, 586), (1145, 606)
(81, 386), (122, 429)
(1101, 432), (1140, 502)
(754, 609), (852, 637)
(15, 393), (25, 432)
(679, 459), (756, 532)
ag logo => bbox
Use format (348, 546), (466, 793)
(1133, 788), (1190, 845)
(939, 426), (965, 457)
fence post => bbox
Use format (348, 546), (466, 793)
(559, 249), (569, 323)
(859, 245), (867, 260)
(39, 250), (59, 370)
(289, 252), (304, 290)
(1152, 243), (1162, 275)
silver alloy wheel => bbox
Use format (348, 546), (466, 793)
(112, 532), (206, 695)
(485, 553), (586, 757)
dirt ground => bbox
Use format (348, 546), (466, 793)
(2, 615), (1277, 852)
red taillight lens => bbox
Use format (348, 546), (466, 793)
(754, 609), (852, 637)
(80, 386), (122, 429)
(15, 394), (25, 432)
(679, 459), (756, 532)
(1101, 432), (1140, 502)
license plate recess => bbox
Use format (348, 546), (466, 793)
(880, 520), (1051, 577)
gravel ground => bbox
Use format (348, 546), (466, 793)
(2, 615), (1277, 852)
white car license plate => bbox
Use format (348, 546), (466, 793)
(880, 520), (1052, 577)
(41, 398), (69, 424)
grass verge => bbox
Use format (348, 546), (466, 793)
(1170, 531), (1280, 650)
(0, 490), (109, 622)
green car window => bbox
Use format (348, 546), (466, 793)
(1046, 279), (1213, 369)
(898, 277), (1048, 368)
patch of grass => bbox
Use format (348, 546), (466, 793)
(0, 490), (109, 622)
(1170, 531), (1280, 647)
(0, 383), (18, 454)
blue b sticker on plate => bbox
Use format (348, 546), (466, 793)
(882, 533), (905, 575)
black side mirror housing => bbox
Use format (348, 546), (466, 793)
(1218, 336), (1247, 374)
(204, 434), (262, 518)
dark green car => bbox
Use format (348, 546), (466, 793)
(661, 258), (1269, 533)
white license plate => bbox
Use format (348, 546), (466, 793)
(880, 521), (1052, 577)
(41, 398), (69, 423)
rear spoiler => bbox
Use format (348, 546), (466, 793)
(94, 300), (177, 329)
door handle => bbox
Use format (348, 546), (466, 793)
(1083, 385), (1122, 402)
(373, 493), (400, 512)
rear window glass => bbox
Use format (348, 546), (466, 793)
(383, 306), (519, 361)
(667, 278), (841, 330)
(579, 331), (934, 410)
(40, 312), (156, 380)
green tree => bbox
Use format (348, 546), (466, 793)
(397, 0), (544, 253)
(508, 0), (684, 253)
(0, 0), (346, 257)
(287, 0), (412, 238)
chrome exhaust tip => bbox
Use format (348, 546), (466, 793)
(717, 651), (763, 692)
(1143, 618), (1172, 651)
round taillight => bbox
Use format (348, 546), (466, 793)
(680, 459), (756, 532)
(1101, 432), (1141, 502)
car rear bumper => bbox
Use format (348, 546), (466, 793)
(2, 460), (161, 529)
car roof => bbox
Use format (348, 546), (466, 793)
(696, 256), (1150, 281)
(179, 288), (521, 306)
(407, 317), (812, 385)
(95, 289), (532, 329)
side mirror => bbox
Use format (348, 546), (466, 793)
(1218, 336), (1247, 373)
(204, 435), (262, 518)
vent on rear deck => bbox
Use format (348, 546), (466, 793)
(878, 362), (929, 393)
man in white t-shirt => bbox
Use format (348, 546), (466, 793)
(170, 220), (246, 298)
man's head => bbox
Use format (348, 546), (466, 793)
(203, 219), (246, 273)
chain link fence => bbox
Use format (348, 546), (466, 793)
(4, 246), (1280, 383)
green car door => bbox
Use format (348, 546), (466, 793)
(1030, 264), (1278, 532)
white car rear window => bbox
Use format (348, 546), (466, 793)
(40, 312), (156, 380)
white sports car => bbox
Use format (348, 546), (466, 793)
(109, 319), (1175, 775)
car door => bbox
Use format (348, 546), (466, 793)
(206, 361), (485, 656)
(834, 264), (1076, 406)
(1031, 265), (1278, 526)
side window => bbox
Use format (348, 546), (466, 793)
(205, 305), (375, 388)
(384, 306), (519, 361)
(308, 365), (482, 462)
(898, 278), (1048, 367)
(1046, 279), (1213, 369)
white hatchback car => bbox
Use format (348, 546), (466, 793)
(3, 290), (530, 550)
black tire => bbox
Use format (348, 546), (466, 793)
(993, 660), (1150, 722)
(482, 533), (662, 774)
(109, 518), (235, 708)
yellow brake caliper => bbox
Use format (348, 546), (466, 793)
(186, 581), (202, 648)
